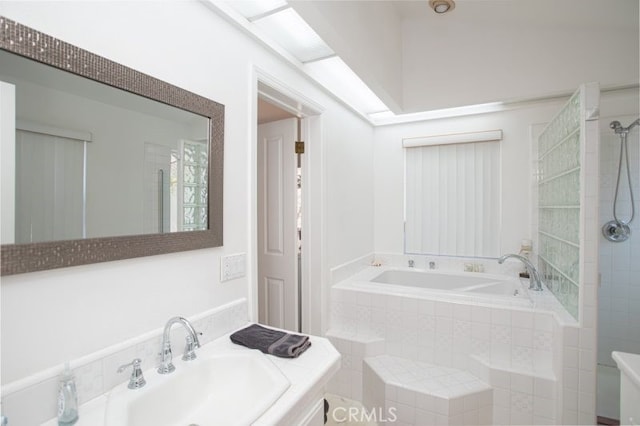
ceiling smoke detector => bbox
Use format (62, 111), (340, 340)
(429, 0), (455, 14)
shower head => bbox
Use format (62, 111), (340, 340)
(610, 119), (640, 135)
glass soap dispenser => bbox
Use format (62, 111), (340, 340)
(57, 362), (78, 425)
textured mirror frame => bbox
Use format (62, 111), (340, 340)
(0, 17), (224, 275)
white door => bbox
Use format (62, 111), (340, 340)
(258, 118), (298, 331)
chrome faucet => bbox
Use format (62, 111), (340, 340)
(158, 316), (201, 374)
(117, 358), (146, 389)
(497, 253), (544, 291)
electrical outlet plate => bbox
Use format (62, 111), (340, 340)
(221, 253), (246, 282)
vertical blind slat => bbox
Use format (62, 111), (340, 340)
(405, 140), (500, 257)
(15, 130), (84, 243)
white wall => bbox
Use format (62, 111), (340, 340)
(0, 1), (375, 385)
(373, 100), (567, 256)
(325, 108), (375, 267)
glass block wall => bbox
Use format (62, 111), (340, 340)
(537, 92), (581, 319)
(181, 139), (208, 231)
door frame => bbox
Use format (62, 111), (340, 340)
(250, 67), (327, 335)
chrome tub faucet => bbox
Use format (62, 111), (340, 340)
(158, 316), (202, 374)
(498, 253), (544, 291)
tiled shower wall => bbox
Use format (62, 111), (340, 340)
(598, 116), (640, 366)
(597, 114), (640, 418)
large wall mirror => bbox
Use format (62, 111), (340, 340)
(0, 17), (224, 275)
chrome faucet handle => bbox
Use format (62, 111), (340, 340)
(408, 259), (415, 268)
(117, 358), (146, 389)
(182, 331), (203, 361)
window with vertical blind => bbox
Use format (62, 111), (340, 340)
(404, 131), (502, 258)
(15, 128), (86, 244)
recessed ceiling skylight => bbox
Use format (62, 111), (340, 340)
(370, 102), (505, 125)
(305, 56), (389, 115)
(224, 0), (288, 20)
(252, 7), (335, 63)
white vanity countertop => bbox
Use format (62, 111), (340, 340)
(41, 325), (340, 426)
(613, 351), (640, 388)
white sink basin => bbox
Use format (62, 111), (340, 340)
(104, 351), (290, 426)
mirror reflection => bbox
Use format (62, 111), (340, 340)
(0, 50), (209, 245)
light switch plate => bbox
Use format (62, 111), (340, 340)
(220, 253), (246, 282)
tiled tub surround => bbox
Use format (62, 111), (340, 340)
(326, 258), (583, 425)
(1, 299), (249, 426)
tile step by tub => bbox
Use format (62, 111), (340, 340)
(363, 355), (493, 426)
(324, 330), (385, 401)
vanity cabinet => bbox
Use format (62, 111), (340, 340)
(294, 398), (325, 426)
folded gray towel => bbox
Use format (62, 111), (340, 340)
(230, 324), (311, 358)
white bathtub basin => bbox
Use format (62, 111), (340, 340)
(464, 280), (524, 297)
(372, 269), (498, 290)
(104, 351), (289, 426)
(364, 268), (531, 306)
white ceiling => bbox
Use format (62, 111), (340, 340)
(290, 0), (639, 113)
(392, 0), (638, 28)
